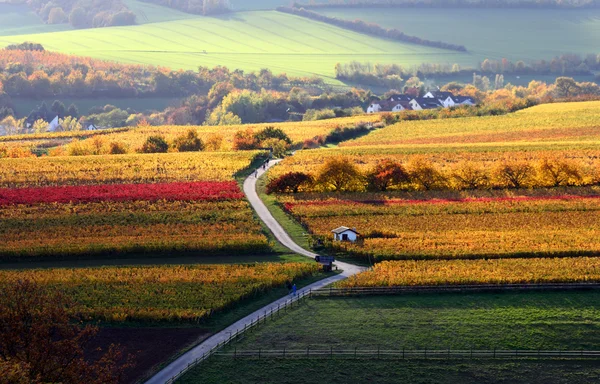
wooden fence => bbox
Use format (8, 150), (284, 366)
(214, 348), (600, 360)
(310, 283), (600, 296)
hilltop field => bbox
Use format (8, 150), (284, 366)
(2, 2), (600, 83)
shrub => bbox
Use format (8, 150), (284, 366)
(109, 142), (128, 155)
(303, 108), (337, 121)
(325, 122), (371, 144)
(140, 135), (169, 153)
(262, 138), (289, 158)
(172, 129), (204, 152)
(266, 172), (313, 194)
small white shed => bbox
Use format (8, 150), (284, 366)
(332, 226), (359, 242)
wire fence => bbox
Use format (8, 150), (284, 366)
(310, 283), (600, 297)
(164, 289), (312, 384)
(214, 348), (600, 360)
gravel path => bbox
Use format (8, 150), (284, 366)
(145, 159), (365, 384)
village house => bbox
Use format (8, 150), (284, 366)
(366, 91), (475, 114)
(332, 226), (359, 242)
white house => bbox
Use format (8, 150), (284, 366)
(452, 96), (476, 106)
(409, 98), (442, 111)
(47, 116), (60, 132)
(367, 103), (383, 114)
(332, 226), (359, 242)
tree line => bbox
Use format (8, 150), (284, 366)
(292, 0), (600, 9)
(335, 55), (600, 88)
(276, 6), (467, 52)
(13, 0), (136, 28)
(139, 0), (231, 15)
(267, 156), (600, 194)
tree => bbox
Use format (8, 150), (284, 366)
(232, 128), (259, 150)
(47, 7), (67, 24)
(555, 77), (581, 98)
(266, 172), (313, 194)
(67, 104), (79, 118)
(407, 157), (447, 191)
(140, 135), (168, 153)
(254, 126), (292, 145)
(0, 116), (19, 136)
(493, 161), (535, 189)
(366, 160), (410, 191)
(51, 100), (66, 118)
(0, 280), (132, 384)
(537, 158), (583, 187)
(172, 129), (204, 152)
(204, 134), (223, 151)
(316, 156), (364, 192)
(60, 116), (82, 132)
(262, 138), (289, 158)
(451, 161), (490, 190)
(109, 11), (136, 27)
(69, 7), (88, 28)
(32, 119), (47, 134)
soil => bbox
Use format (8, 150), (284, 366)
(88, 327), (210, 384)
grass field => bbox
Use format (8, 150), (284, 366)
(317, 7), (600, 64)
(182, 292), (600, 383)
(0, 11), (470, 82)
(181, 359), (600, 384)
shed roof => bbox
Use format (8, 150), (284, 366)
(332, 226), (359, 234)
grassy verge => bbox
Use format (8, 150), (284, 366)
(256, 165), (313, 253)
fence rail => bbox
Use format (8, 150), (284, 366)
(310, 283), (600, 296)
(164, 289), (312, 384)
(214, 349), (600, 360)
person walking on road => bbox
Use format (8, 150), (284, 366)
(292, 284), (297, 296)
(254, 170), (258, 178)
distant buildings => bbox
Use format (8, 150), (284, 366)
(367, 91), (475, 113)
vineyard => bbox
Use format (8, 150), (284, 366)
(282, 192), (600, 261)
(0, 115), (380, 157)
(0, 151), (262, 188)
(0, 150), (275, 260)
(0, 263), (318, 322)
(341, 101), (600, 147)
(338, 258), (600, 287)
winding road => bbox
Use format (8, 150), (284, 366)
(145, 160), (365, 384)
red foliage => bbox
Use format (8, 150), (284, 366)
(0, 181), (243, 206)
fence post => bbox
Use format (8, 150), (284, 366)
(307, 346), (310, 357)
(378, 346), (380, 359)
(331, 346), (333, 359)
(424, 348), (427, 359)
(493, 348), (496, 359)
(259, 348), (261, 359)
(403, 347), (405, 359)
(355, 347), (357, 359)
(283, 347), (286, 358)
(234, 347), (237, 359)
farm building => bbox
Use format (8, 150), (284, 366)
(332, 226), (359, 242)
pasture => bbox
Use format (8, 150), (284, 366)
(316, 7), (600, 64)
(0, 11), (470, 82)
(0, 3), (71, 36)
(181, 292), (600, 383)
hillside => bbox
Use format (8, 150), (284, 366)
(317, 7), (600, 64)
(0, 11), (470, 82)
(0, 3), (71, 36)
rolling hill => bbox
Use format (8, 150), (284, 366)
(0, 10), (470, 83)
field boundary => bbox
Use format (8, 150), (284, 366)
(311, 283), (600, 296)
(213, 348), (600, 360)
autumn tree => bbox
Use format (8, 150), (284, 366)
(451, 161), (490, 190)
(0, 280), (132, 384)
(140, 135), (169, 153)
(316, 156), (364, 192)
(537, 157), (583, 187)
(493, 161), (535, 189)
(366, 160), (410, 191)
(204, 133), (223, 151)
(266, 172), (313, 194)
(407, 157), (447, 190)
(172, 129), (204, 152)
(232, 128), (259, 150)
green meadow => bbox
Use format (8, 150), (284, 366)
(0, 10), (469, 83)
(0, 3), (71, 36)
(316, 7), (600, 63)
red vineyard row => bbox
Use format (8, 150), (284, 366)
(0, 181), (244, 206)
